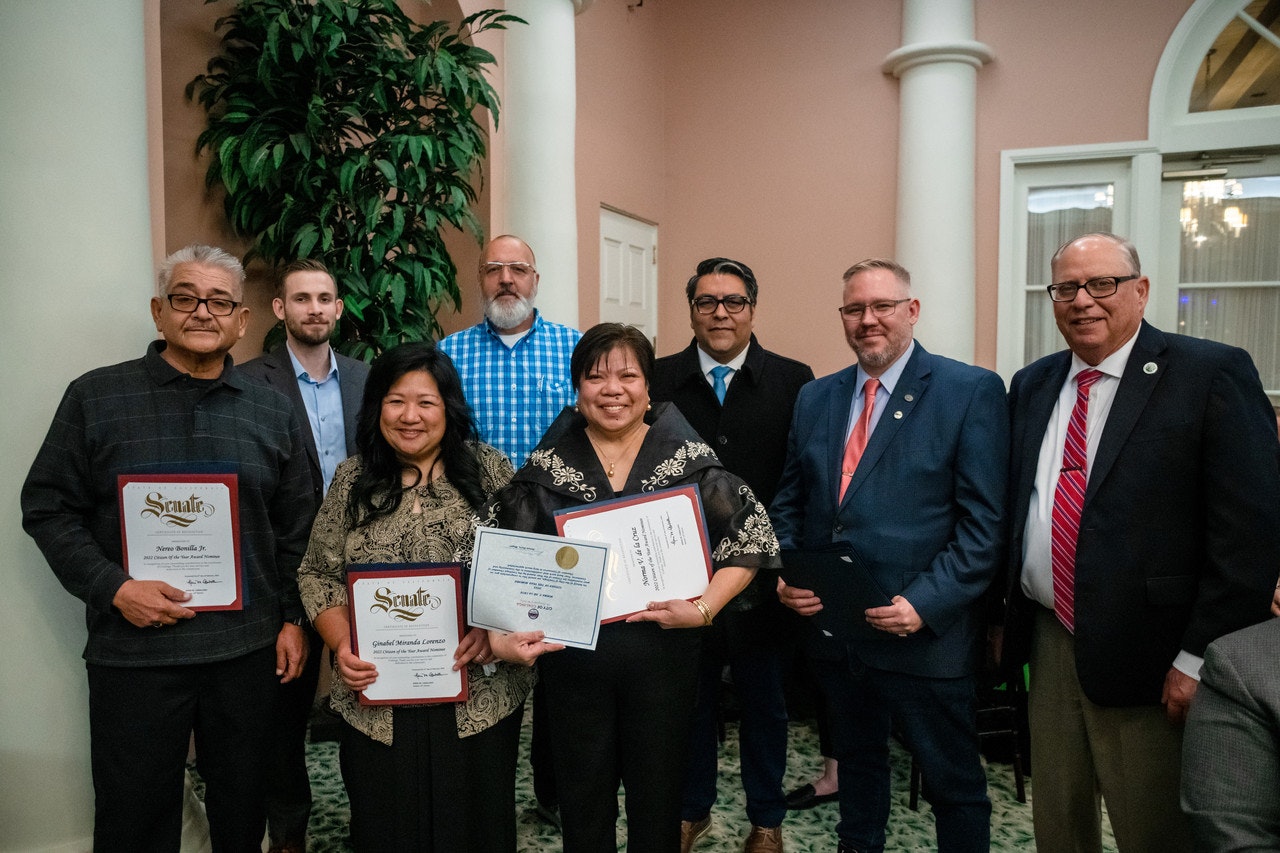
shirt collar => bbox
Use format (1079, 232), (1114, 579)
(1068, 326), (1140, 382)
(856, 339), (915, 397)
(285, 342), (339, 382)
(695, 343), (749, 378)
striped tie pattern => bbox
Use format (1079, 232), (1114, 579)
(1050, 368), (1103, 633)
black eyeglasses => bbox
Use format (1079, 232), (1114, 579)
(837, 298), (910, 319)
(691, 295), (754, 314)
(1046, 275), (1139, 303)
(166, 294), (241, 316)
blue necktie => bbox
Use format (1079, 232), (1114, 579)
(710, 365), (732, 404)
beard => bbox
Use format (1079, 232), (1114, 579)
(485, 293), (535, 331)
(285, 317), (335, 346)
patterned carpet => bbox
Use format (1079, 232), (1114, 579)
(293, 703), (1118, 852)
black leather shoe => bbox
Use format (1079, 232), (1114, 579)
(784, 782), (838, 810)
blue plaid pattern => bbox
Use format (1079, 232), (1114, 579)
(439, 311), (581, 468)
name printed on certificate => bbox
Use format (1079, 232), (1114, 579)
(468, 527), (610, 651)
(348, 565), (466, 706)
(554, 484), (713, 623)
(118, 473), (242, 611)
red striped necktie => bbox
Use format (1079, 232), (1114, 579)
(838, 378), (879, 503)
(1050, 368), (1103, 633)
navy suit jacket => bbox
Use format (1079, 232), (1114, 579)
(770, 342), (1009, 678)
(1002, 321), (1280, 707)
(238, 345), (370, 514)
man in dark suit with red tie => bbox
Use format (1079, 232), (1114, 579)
(772, 258), (1008, 853)
(1000, 232), (1280, 853)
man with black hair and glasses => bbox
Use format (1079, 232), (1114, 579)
(653, 257), (813, 853)
(999, 231), (1280, 852)
(21, 244), (313, 852)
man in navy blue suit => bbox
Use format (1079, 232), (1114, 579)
(1000, 232), (1280, 853)
(772, 258), (1008, 853)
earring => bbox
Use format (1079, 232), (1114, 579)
(573, 404), (579, 413)
(646, 402), (652, 411)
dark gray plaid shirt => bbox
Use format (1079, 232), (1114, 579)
(22, 341), (314, 667)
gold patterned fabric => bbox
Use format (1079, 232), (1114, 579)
(298, 444), (533, 745)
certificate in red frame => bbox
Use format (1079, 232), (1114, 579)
(554, 484), (713, 623)
(117, 473), (243, 611)
(347, 563), (467, 706)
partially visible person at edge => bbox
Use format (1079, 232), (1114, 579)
(999, 232), (1280, 853)
(483, 323), (782, 853)
(297, 342), (536, 852)
(651, 256), (815, 853)
(239, 257), (369, 853)
(21, 244), (313, 851)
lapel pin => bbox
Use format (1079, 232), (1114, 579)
(1143, 362), (1158, 375)
(893, 410), (904, 419)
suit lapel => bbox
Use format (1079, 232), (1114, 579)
(842, 345), (929, 505)
(338, 355), (363, 453)
(1086, 322), (1166, 502)
(269, 347), (323, 475)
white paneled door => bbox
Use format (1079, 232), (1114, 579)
(599, 207), (658, 345)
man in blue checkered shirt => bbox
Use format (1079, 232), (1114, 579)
(439, 235), (582, 469)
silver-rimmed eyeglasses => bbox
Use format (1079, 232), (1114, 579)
(481, 261), (536, 278)
(691, 295), (754, 314)
(166, 294), (241, 316)
(1046, 275), (1139, 303)
(837, 298), (910, 319)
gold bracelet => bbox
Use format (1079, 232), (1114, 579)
(693, 597), (714, 626)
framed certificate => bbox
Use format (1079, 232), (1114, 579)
(554, 484), (713, 623)
(347, 564), (467, 706)
(118, 473), (242, 611)
(468, 527), (610, 650)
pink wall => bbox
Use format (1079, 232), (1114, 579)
(158, 0), (1199, 377)
(571, 0), (1194, 377)
(972, 0), (1193, 366)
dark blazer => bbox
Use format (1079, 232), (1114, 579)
(238, 345), (370, 514)
(770, 343), (1009, 678)
(1182, 618), (1280, 852)
(1002, 321), (1280, 707)
(650, 336), (814, 509)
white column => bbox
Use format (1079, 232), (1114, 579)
(0, 3), (155, 851)
(500, 0), (593, 330)
(883, 0), (992, 362)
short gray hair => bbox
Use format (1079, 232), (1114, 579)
(1050, 232), (1141, 275)
(156, 245), (245, 298)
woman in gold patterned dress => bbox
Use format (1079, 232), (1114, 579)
(298, 342), (534, 852)
(484, 324), (782, 853)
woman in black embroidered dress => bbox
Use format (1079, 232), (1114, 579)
(484, 324), (781, 853)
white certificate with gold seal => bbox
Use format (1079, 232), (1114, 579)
(554, 484), (714, 623)
(468, 527), (610, 650)
(118, 473), (242, 610)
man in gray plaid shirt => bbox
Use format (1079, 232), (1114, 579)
(21, 244), (314, 852)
